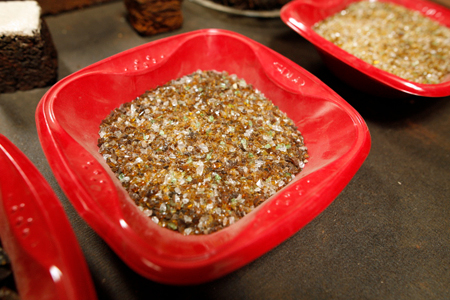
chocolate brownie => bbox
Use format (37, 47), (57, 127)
(2, 0), (117, 15)
(0, 1), (58, 93)
(125, 0), (183, 36)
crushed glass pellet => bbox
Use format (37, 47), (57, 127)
(98, 70), (308, 235)
(313, 1), (450, 84)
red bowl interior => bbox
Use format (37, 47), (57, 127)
(281, 0), (450, 98)
(36, 29), (371, 284)
(0, 135), (97, 300)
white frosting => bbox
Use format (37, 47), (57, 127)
(0, 1), (41, 36)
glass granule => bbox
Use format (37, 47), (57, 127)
(313, 1), (450, 84)
(98, 70), (308, 235)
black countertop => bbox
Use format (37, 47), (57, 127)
(1, 1), (449, 299)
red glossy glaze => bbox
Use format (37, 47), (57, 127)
(281, 0), (450, 98)
(0, 134), (97, 300)
(35, 29), (371, 284)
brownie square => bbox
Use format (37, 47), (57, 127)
(0, 2), (58, 93)
(125, 0), (183, 36)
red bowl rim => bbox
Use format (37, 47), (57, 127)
(0, 134), (97, 300)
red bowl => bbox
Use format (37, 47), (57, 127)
(0, 134), (97, 300)
(36, 29), (371, 285)
(281, 0), (450, 98)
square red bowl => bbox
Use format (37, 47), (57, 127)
(281, 0), (450, 98)
(0, 135), (97, 300)
(35, 29), (371, 285)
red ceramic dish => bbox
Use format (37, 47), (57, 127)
(281, 0), (450, 98)
(36, 29), (371, 285)
(0, 134), (97, 300)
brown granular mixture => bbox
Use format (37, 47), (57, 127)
(313, 1), (450, 84)
(98, 70), (308, 235)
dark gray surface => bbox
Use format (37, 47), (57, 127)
(1, 1), (449, 299)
